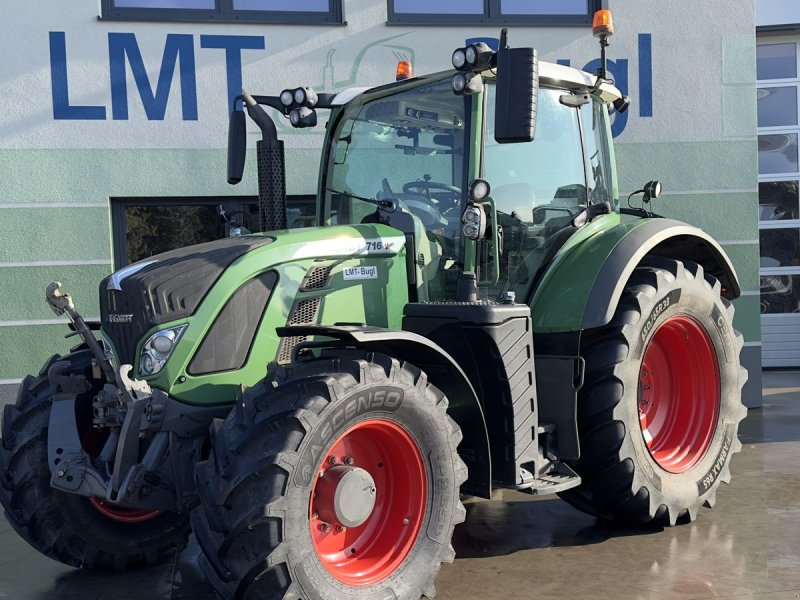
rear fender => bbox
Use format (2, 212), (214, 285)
(531, 218), (740, 332)
(276, 325), (492, 498)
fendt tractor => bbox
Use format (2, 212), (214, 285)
(1, 11), (747, 600)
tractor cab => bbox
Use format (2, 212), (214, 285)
(315, 60), (622, 305)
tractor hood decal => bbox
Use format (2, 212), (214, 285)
(290, 236), (405, 260)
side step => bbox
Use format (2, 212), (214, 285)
(516, 461), (581, 496)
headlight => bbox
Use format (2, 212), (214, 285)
(139, 325), (186, 377)
(452, 49), (467, 70)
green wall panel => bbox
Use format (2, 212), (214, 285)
(0, 148), (322, 201)
(0, 264), (111, 321)
(0, 207), (111, 262)
(719, 243), (760, 292)
(731, 294), (761, 342)
(654, 192), (758, 242)
(0, 325), (75, 380)
(615, 140), (758, 193)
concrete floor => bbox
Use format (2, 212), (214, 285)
(0, 371), (798, 600)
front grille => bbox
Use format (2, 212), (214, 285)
(278, 297), (321, 363)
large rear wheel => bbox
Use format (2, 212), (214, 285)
(0, 351), (191, 569)
(191, 352), (467, 599)
(560, 258), (748, 525)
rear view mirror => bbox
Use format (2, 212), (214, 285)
(227, 109), (246, 185)
(494, 48), (539, 144)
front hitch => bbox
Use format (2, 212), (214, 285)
(45, 281), (116, 382)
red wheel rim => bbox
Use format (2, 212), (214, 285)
(89, 497), (161, 523)
(309, 419), (427, 586)
(639, 315), (720, 473)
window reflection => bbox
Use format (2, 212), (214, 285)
(758, 133), (799, 174)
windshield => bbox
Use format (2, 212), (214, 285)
(324, 78), (469, 299)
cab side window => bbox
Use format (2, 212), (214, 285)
(483, 86), (586, 299)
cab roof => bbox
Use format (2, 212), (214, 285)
(331, 59), (623, 107)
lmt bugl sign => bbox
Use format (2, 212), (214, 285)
(50, 31), (653, 136)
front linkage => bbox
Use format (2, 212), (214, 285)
(44, 282), (228, 514)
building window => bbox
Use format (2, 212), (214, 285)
(111, 196), (316, 268)
(757, 39), (800, 367)
(101, 0), (343, 24)
(387, 0), (600, 25)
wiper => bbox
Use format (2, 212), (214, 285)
(326, 188), (396, 212)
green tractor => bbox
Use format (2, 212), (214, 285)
(1, 15), (746, 600)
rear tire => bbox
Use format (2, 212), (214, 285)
(191, 352), (467, 600)
(0, 351), (191, 569)
(559, 258), (748, 525)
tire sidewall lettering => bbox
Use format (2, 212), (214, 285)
(294, 387), (404, 488)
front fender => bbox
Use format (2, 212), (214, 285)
(531, 216), (740, 333)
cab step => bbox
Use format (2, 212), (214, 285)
(516, 461), (581, 495)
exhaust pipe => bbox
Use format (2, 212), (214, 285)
(226, 91), (287, 232)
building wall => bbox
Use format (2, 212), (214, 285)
(0, 0), (762, 404)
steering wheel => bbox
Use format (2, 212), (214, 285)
(402, 180), (461, 200)
(381, 178), (446, 229)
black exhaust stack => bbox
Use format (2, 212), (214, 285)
(226, 92), (287, 232)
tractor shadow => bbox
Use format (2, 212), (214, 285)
(452, 494), (661, 559)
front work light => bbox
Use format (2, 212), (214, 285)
(452, 48), (467, 70)
(139, 325), (186, 377)
(464, 42), (494, 71)
(279, 89), (294, 107)
(290, 107), (318, 128)
(293, 87), (318, 108)
(451, 71), (483, 96)
(453, 43), (495, 72)
(469, 178), (491, 202)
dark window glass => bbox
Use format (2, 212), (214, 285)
(392, 0), (483, 14)
(189, 271), (277, 375)
(757, 86), (798, 128)
(113, 196), (316, 268)
(759, 181), (800, 221)
(757, 43), (797, 80)
(761, 274), (800, 314)
(760, 228), (800, 268)
(125, 204), (222, 265)
(759, 133), (799, 175)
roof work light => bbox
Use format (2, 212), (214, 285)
(450, 42), (495, 96)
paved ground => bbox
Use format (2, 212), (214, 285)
(0, 371), (798, 600)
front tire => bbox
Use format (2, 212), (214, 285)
(0, 351), (191, 569)
(191, 352), (466, 600)
(560, 258), (748, 525)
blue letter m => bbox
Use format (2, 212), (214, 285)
(109, 33), (197, 121)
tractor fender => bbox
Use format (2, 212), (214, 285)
(531, 218), (740, 332)
(276, 325), (493, 498)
